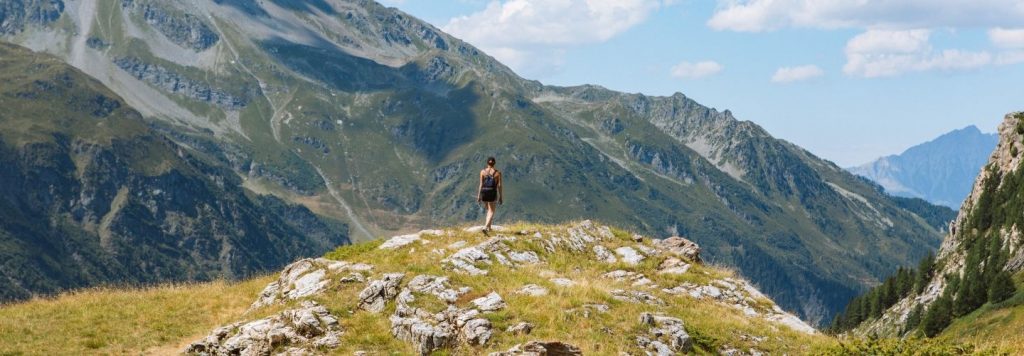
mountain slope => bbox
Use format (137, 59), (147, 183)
(0, 222), (836, 355)
(0, 0), (946, 324)
(845, 112), (1024, 347)
(850, 125), (998, 209)
(0, 42), (348, 301)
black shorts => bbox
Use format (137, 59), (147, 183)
(480, 189), (497, 202)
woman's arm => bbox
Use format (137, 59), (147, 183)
(476, 171), (483, 202)
(497, 172), (503, 205)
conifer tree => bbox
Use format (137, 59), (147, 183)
(988, 270), (1016, 303)
(922, 295), (952, 337)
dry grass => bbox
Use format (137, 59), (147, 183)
(0, 221), (837, 355)
(0, 277), (273, 355)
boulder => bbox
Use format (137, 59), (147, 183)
(472, 292), (507, 312)
(592, 245), (617, 263)
(379, 229), (445, 250)
(516, 284), (549, 296)
(185, 301), (342, 355)
(250, 258), (368, 310)
(614, 246), (645, 265)
(490, 341), (583, 355)
(638, 312), (692, 353)
(507, 322), (534, 335)
(658, 236), (701, 263)
(358, 273), (405, 313)
(610, 289), (664, 305)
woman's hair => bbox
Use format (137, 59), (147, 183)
(487, 157), (496, 166)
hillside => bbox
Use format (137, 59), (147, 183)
(833, 112), (1024, 351)
(1, 221), (836, 355)
(0, 0), (949, 324)
(850, 125), (998, 209)
(0, 42), (347, 301)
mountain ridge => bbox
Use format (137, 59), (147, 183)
(849, 125), (999, 209)
(0, 0), (948, 324)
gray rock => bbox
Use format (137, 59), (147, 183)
(379, 230), (445, 249)
(611, 290), (664, 305)
(472, 292), (507, 312)
(593, 245), (618, 263)
(509, 250), (542, 264)
(507, 322), (534, 335)
(185, 301), (342, 355)
(639, 312), (692, 353)
(614, 246), (645, 265)
(340, 273), (366, 283)
(658, 236), (702, 263)
(251, 258), (362, 309)
(657, 257), (691, 275)
(358, 273), (405, 313)
(550, 278), (576, 287)
(490, 341), (583, 355)
(406, 275), (467, 303)
(516, 284), (549, 296)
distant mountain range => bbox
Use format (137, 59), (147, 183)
(0, 0), (949, 324)
(849, 126), (998, 209)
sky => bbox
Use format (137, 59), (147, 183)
(380, 0), (1024, 167)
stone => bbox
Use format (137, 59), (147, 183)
(379, 229), (443, 250)
(550, 278), (576, 287)
(251, 258), (367, 309)
(657, 257), (691, 275)
(185, 301), (342, 355)
(444, 246), (491, 275)
(340, 273), (366, 283)
(516, 284), (549, 296)
(593, 245), (617, 263)
(508, 250), (541, 264)
(507, 322), (534, 335)
(658, 236), (702, 263)
(614, 246), (645, 265)
(490, 341), (583, 356)
(472, 292), (507, 312)
(638, 312), (692, 353)
(611, 289), (664, 305)
(406, 275), (467, 303)
(358, 273), (405, 313)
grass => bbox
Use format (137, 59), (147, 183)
(936, 272), (1024, 354)
(0, 276), (274, 355)
(0, 222), (838, 355)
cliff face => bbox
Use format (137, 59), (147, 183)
(0, 42), (348, 301)
(0, 0), (949, 324)
(860, 112), (1024, 336)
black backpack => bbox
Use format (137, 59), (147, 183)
(482, 171), (497, 191)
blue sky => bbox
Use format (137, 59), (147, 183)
(381, 0), (1024, 167)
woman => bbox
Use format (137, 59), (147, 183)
(476, 156), (503, 233)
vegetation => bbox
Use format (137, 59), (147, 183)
(829, 253), (934, 333)
(819, 336), (978, 355)
(0, 222), (837, 355)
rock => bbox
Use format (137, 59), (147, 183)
(593, 245), (617, 263)
(443, 246), (491, 275)
(516, 284), (549, 296)
(185, 301), (342, 355)
(358, 273), (405, 313)
(550, 278), (576, 287)
(509, 250), (541, 264)
(490, 341), (583, 355)
(391, 305), (495, 354)
(507, 322), (534, 335)
(638, 312), (692, 353)
(340, 273), (366, 283)
(614, 246), (645, 265)
(448, 240), (468, 249)
(389, 311), (453, 355)
(611, 289), (664, 305)
(632, 234), (644, 242)
(251, 258), (366, 309)
(380, 230), (444, 249)
(472, 292), (507, 312)
(603, 270), (653, 287)
(406, 275), (468, 303)
(657, 257), (691, 275)
(658, 236), (702, 263)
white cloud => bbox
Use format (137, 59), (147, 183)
(708, 0), (1024, 32)
(771, 65), (824, 83)
(996, 50), (1024, 65)
(842, 30), (993, 77)
(989, 27), (1024, 48)
(670, 61), (723, 79)
(443, 0), (672, 78)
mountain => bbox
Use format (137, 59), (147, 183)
(0, 42), (348, 301)
(849, 125), (999, 209)
(833, 112), (1024, 351)
(0, 222), (832, 354)
(0, 0), (948, 324)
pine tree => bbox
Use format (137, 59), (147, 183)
(904, 303), (924, 334)
(915, 253), (935, 294)
(988, 270), (1016, 303)
(922, 295), (952, 337)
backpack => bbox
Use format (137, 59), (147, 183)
(482, 170), (497, 191)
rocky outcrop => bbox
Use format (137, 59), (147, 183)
(185, 301), (342, 355)
(490, 341), (583, 356)
(658, 236), (702, 263)
(388, 275), (497, 354)
(358, 273), (405, 313)
(637, 312), (692, 354)
(113, 57), (249, 110)
(251, 258), (372, 310)
(121, 0), (219, 51)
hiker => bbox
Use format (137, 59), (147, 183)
(477, 156), (503, 232)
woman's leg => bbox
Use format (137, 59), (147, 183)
(484, 201), (495, 229)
